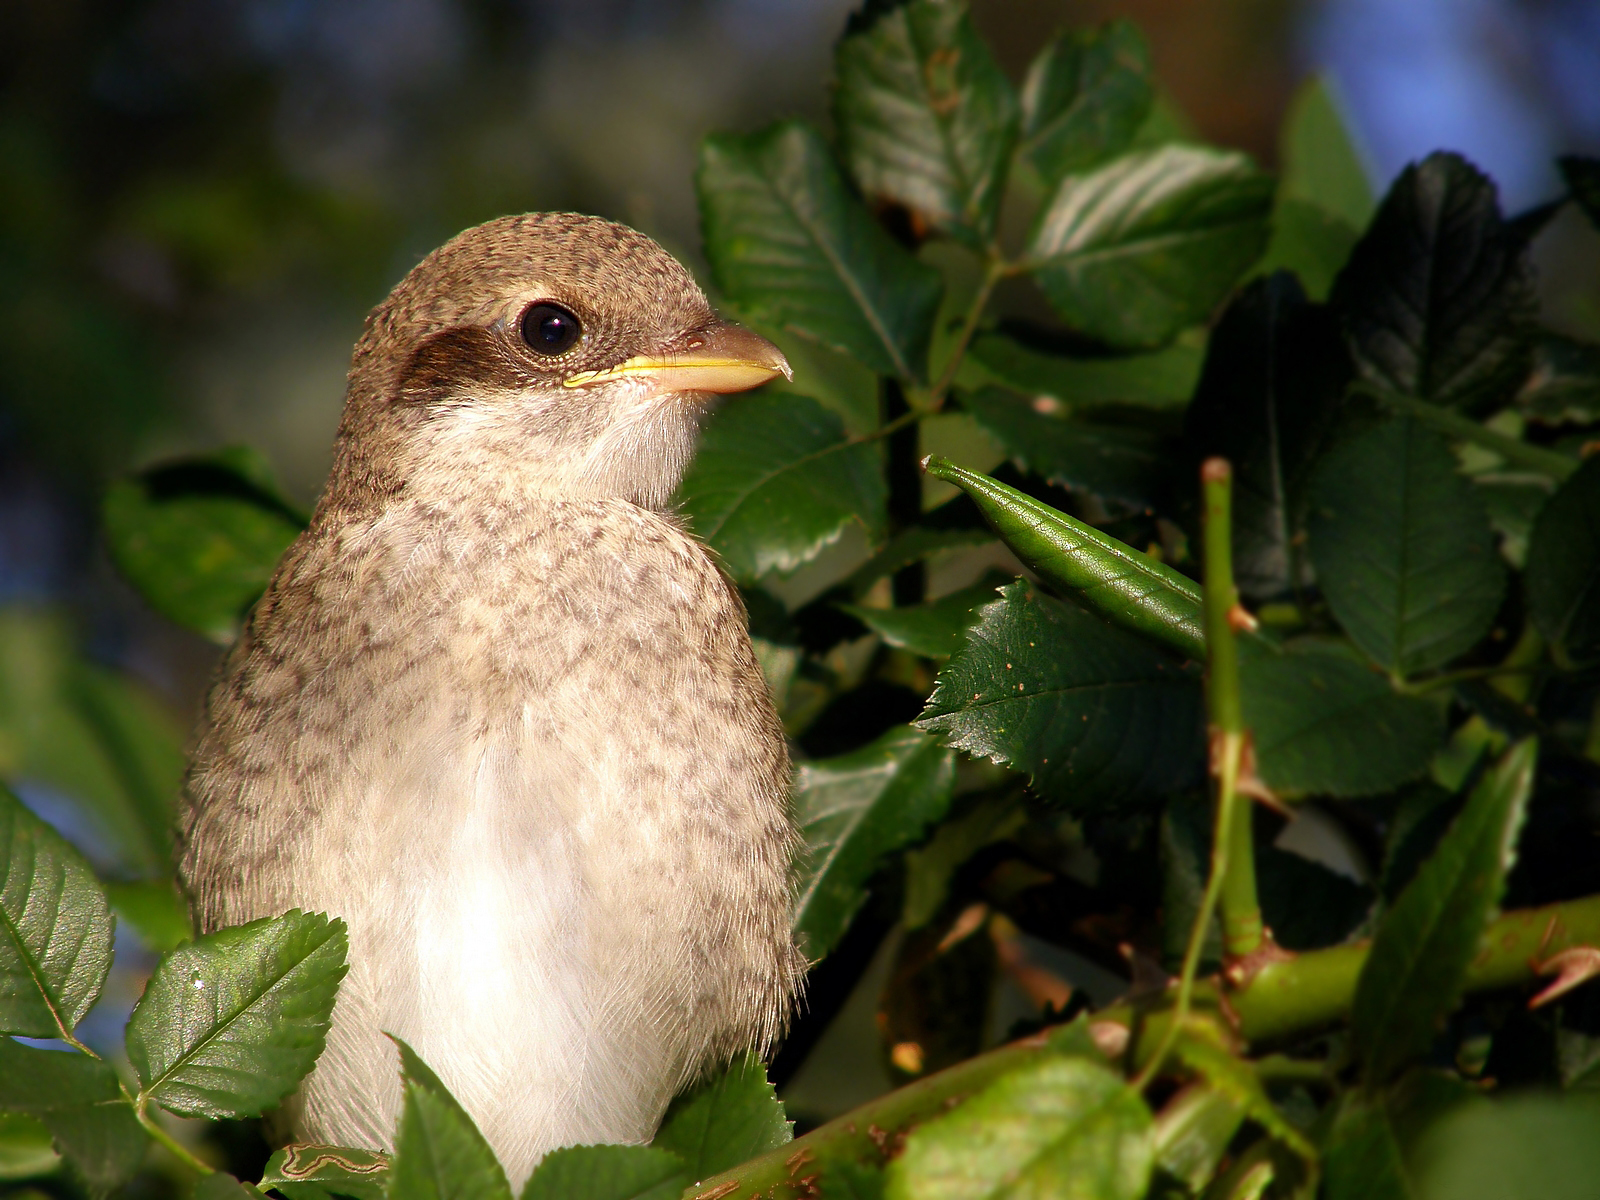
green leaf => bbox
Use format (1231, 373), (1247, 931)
(1171, 1029), (1313, 1160)
(125, 909), (348, 1118)
(845, 527), (995, 599)
(0, 609), (184, 878)
(1152, 1084), (1244, 1194)
(1322, 1073), (1479, 1200)
(698, 119), (944, 380)
(1558, 155), (1600, 231)
(1308, 417), (1506, 677)
(922, 459), (1207, 660)
(1241, 644), (1443, 797)
(791, 725), (957, 958)
(389, 1038), (512, 1200)
(1019, 20), (1153, 186)
(842, 576), (1007, 659)
(1025, 144), (1273, 349)
(520, 1145), (688, 1200)
(968, 331), (1204, 409)
(1255, 198), (1360, 302)
(0, 1038), (147, 1191)
(1278, 77), (1375, 232)
(676, 393), (887, 584)
(1525, 455), (1600, 665)
(0, 783), (114, 1039)
(1413, 1090), (1600, 1200)
(1332, 152), (1536, 411)
(0, 1111), (59, 1182)
(1351, 739), (1537, 1085)
(259, 1144), (390, 1200)
(103, 879), (192, 955)
(197, 1172), (262, 1200)
(917, 580), (1203, 809)
(833, 0), (1018, 244)
(959, 387), (1174, 508)
(650, 1056), (790, 1181)
(102, 448), (305, 643)
(886, 1054), (1153, 1200)
(1184, 272), (1350, 599)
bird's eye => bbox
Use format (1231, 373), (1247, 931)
(519, 302), (582, 356)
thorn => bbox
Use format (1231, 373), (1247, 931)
(1227, 602), (1259, 633)
(1201, 456), (1231, 483)
(918, 454), (933, 472)
(1530, 946), (1600, 1008)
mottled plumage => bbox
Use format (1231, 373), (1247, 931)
(179, 213), (804, 1185)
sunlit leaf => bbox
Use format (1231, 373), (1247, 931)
(389, 1038), (511, 1200)
(841, 576), (1007, 659)
(1019, 20), (1152, 185)
(521, 1144), (688, 1200)
(260, 1143), (390, 1200)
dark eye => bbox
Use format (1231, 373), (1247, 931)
(519, 302), (582, 356)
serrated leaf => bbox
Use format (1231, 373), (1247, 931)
(968, 331), (1203, 409)
(103, 448), (305, 643)
(698, 120), (943, 380)
(1351, 739), (1536, 1085)
(841, 576), (1006, 659)
(886, 1055), (1153, 1200)
(1525, 455), (1600, 665)
(389, 1038), (511, 1200)
(791, 725), (957, 958)
(1558, 155), (1600, 230)
(1025, 144), (1273, 349)
(922, 459), (1208, 660)
(1185, 272), (1350, 599)
(1019, 20), (1153, 185)
(959, 387), (1174, 508)
(1332, 152), (1536, 410)
(917, 581), (1204, 809)
(260, 1143), (390, 1200)
(834, 0), (1017, 244)
(650, 1056), (790, 1181)
(1241, 644), (1443, 797)
(0, 1038), (147, 1191)
(1278, 77), (1375, 232)
(1308, 417), (1506, 676)
(0, 784), (114, 1039)
(520, 1145), (688, 1200)
(676, 393), (887, 583)
(125, 910), (348, 1118)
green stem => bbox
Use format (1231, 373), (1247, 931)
(694, 892), (1600, 1200)
(1355, 384), (1579, 480)
(926, 255), (1009, 411)
(131, 1093), (214, 1176)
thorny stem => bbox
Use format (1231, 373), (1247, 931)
(1354, 383), (1579, 480)
(1132, 458), (1259, 1092)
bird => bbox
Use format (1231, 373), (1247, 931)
(178, 212), (807, 1185)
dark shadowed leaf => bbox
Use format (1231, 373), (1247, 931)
(922, 459), (1207, 660)
(521, 1145), (688, 1200)
(260, 1143), (391, 1200)
(1352, 740), (1536, 1085)
(125, 910), (348, 1118)
(1558, 155), (1600, 230)
(0, 1038), (147, 1190)
(651, 1056), (790, 1181)
(1018, 20), (1152, 185)
(1025, 144), (1273, 349)
(0, 784), (114, 1039)
(1332, 152), (1536, 411)
(969, 331), (1203, 409)
(1322, 1073), (1480, 1200)
(1241, 643), (1443, 797)
(1278, 77), (1376, 232)
(791, 725), (957, 958)
(102, 447), (305, 643)
(698, 120), (943, 380)
(917, 581), (1204, 809)
(1308, 417), (1506, 677)
(1258, 842), (1372, 950)
(677, 394), (887, 583)
(886, 1055), (1153, 1200)
(834, 0), (1017, 244)
(1184, 272), (1350, 599)
(1517, 333), (1600, 426)
(959, 387), (1173, 508)
(841, 576), (1008, 659)
(1525, 455), (1600, 665)
(389, 1039), (511, 1200)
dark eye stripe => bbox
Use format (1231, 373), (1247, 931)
(520, 302), (582, 356)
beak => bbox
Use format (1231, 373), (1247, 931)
(564, 323), (792, 394)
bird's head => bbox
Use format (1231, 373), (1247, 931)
(326, 212), (790, 514)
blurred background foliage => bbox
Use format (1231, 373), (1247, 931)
(2, 0), (1599, 1183)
